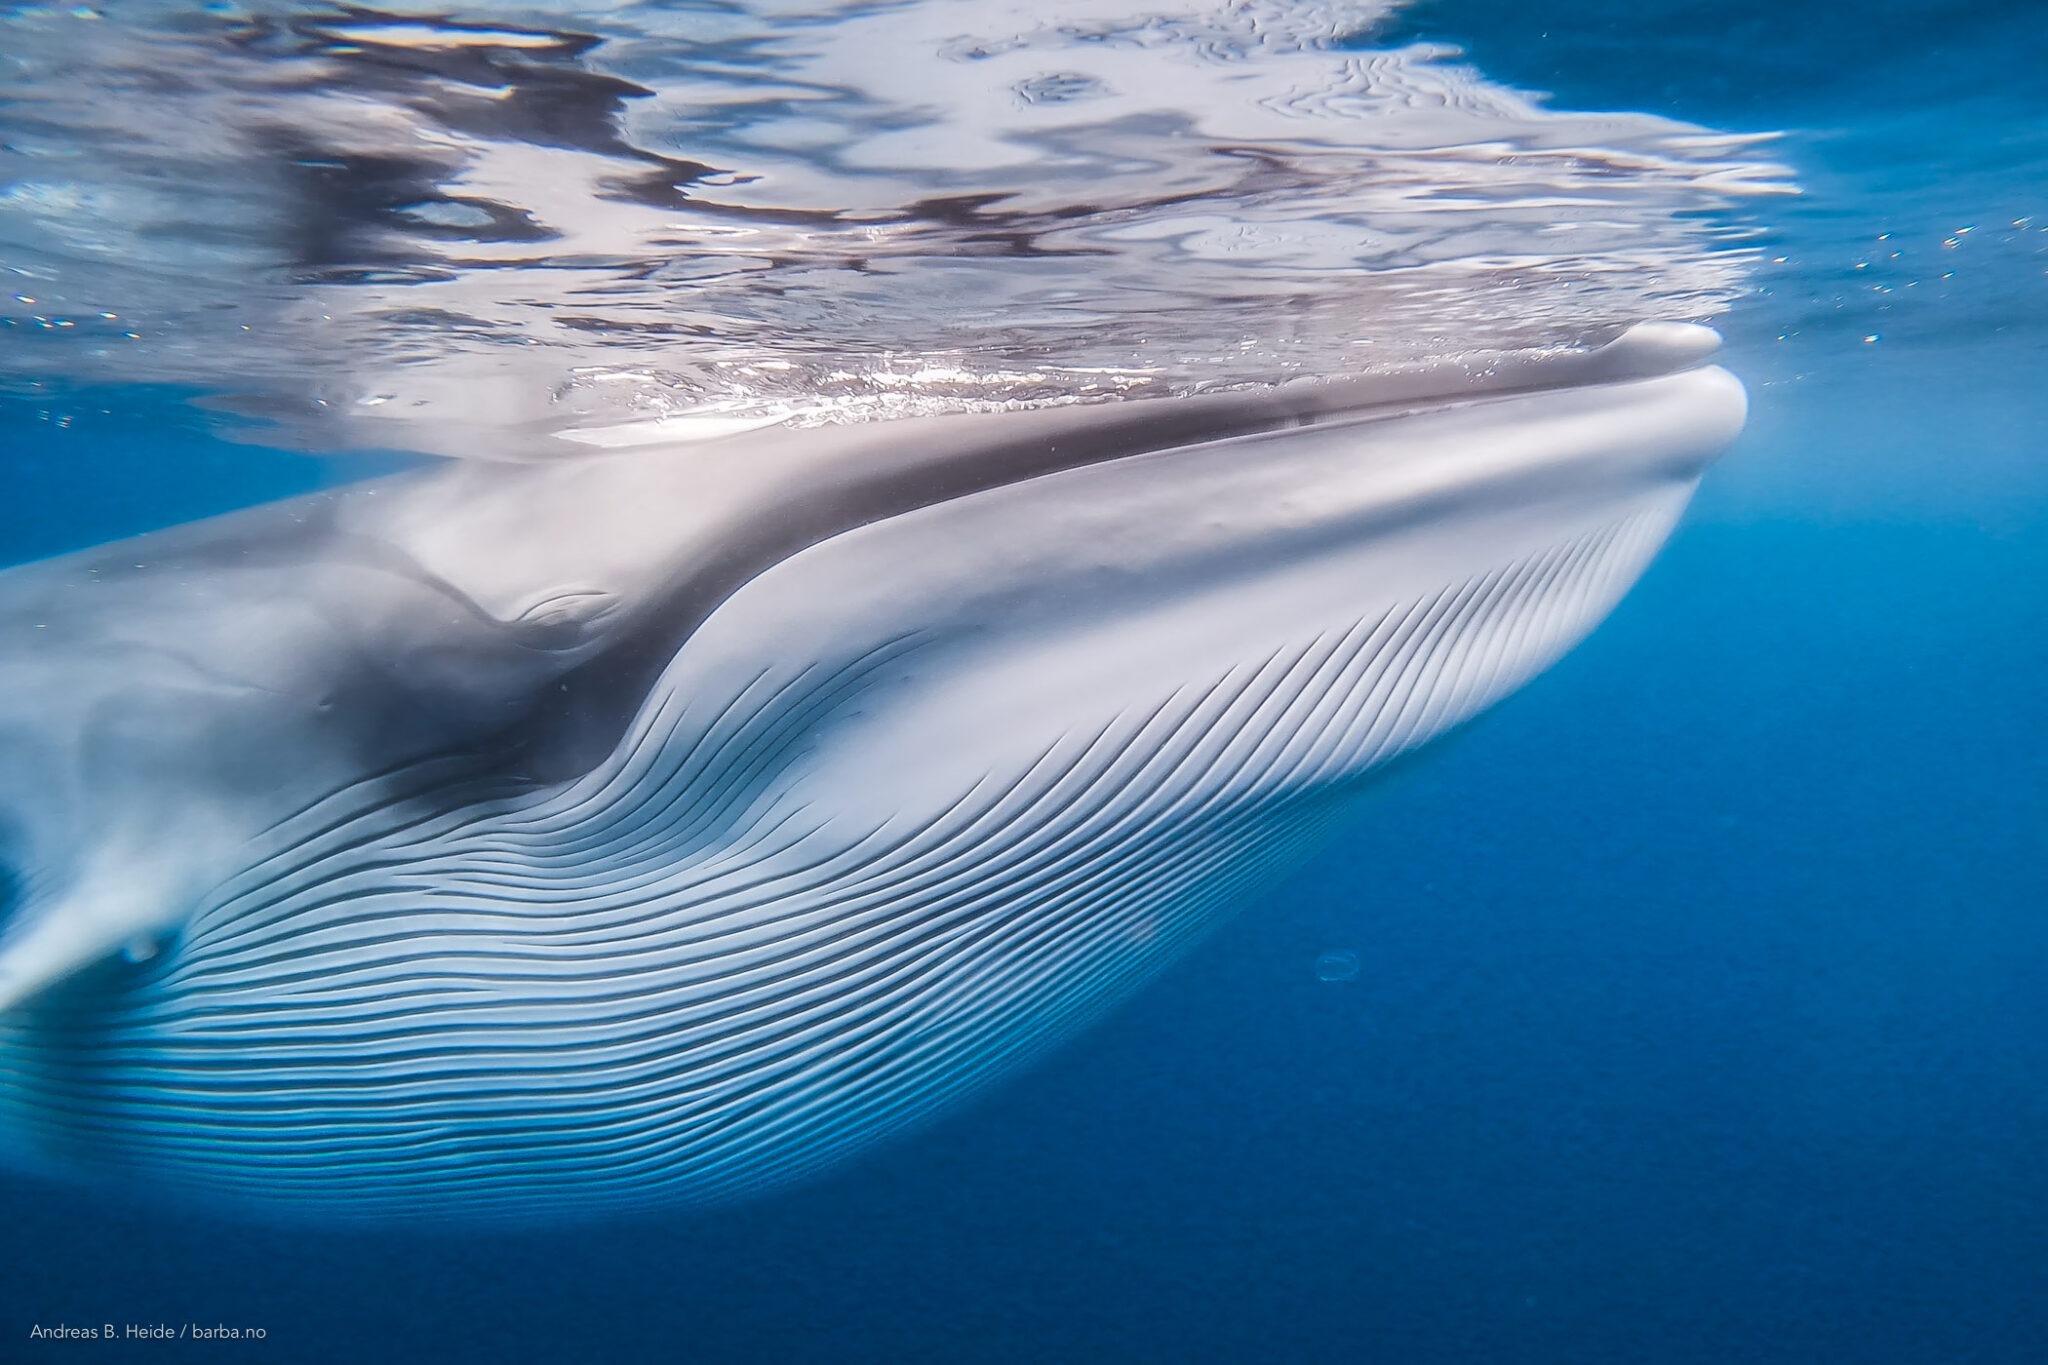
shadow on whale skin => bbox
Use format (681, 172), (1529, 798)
(0, 323), (1744, 1222)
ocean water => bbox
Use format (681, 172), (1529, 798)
(1, 1), (2044, 1361)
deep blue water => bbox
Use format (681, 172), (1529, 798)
(3, 2), (2045, 1362)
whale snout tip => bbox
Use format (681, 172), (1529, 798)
(1596, 321), (1725, 376)
(1686, 361), (1750, 446)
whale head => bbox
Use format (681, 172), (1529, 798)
(0, 323), (1742, 1220)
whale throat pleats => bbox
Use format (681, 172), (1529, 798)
(0, 333), (1743, 1220)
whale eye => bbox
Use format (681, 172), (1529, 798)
(513, 587), (619, 649)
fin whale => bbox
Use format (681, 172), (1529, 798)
(0, 323), (1743, 1220)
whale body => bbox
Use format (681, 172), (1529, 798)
(0, 324), (1744, 1221)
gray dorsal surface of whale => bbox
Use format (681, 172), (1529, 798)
(0, 324), (1744, 1220)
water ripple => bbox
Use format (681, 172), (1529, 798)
(0, 0), (1793, 456)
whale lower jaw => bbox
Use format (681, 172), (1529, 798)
(0, 339), (1742, 1221)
